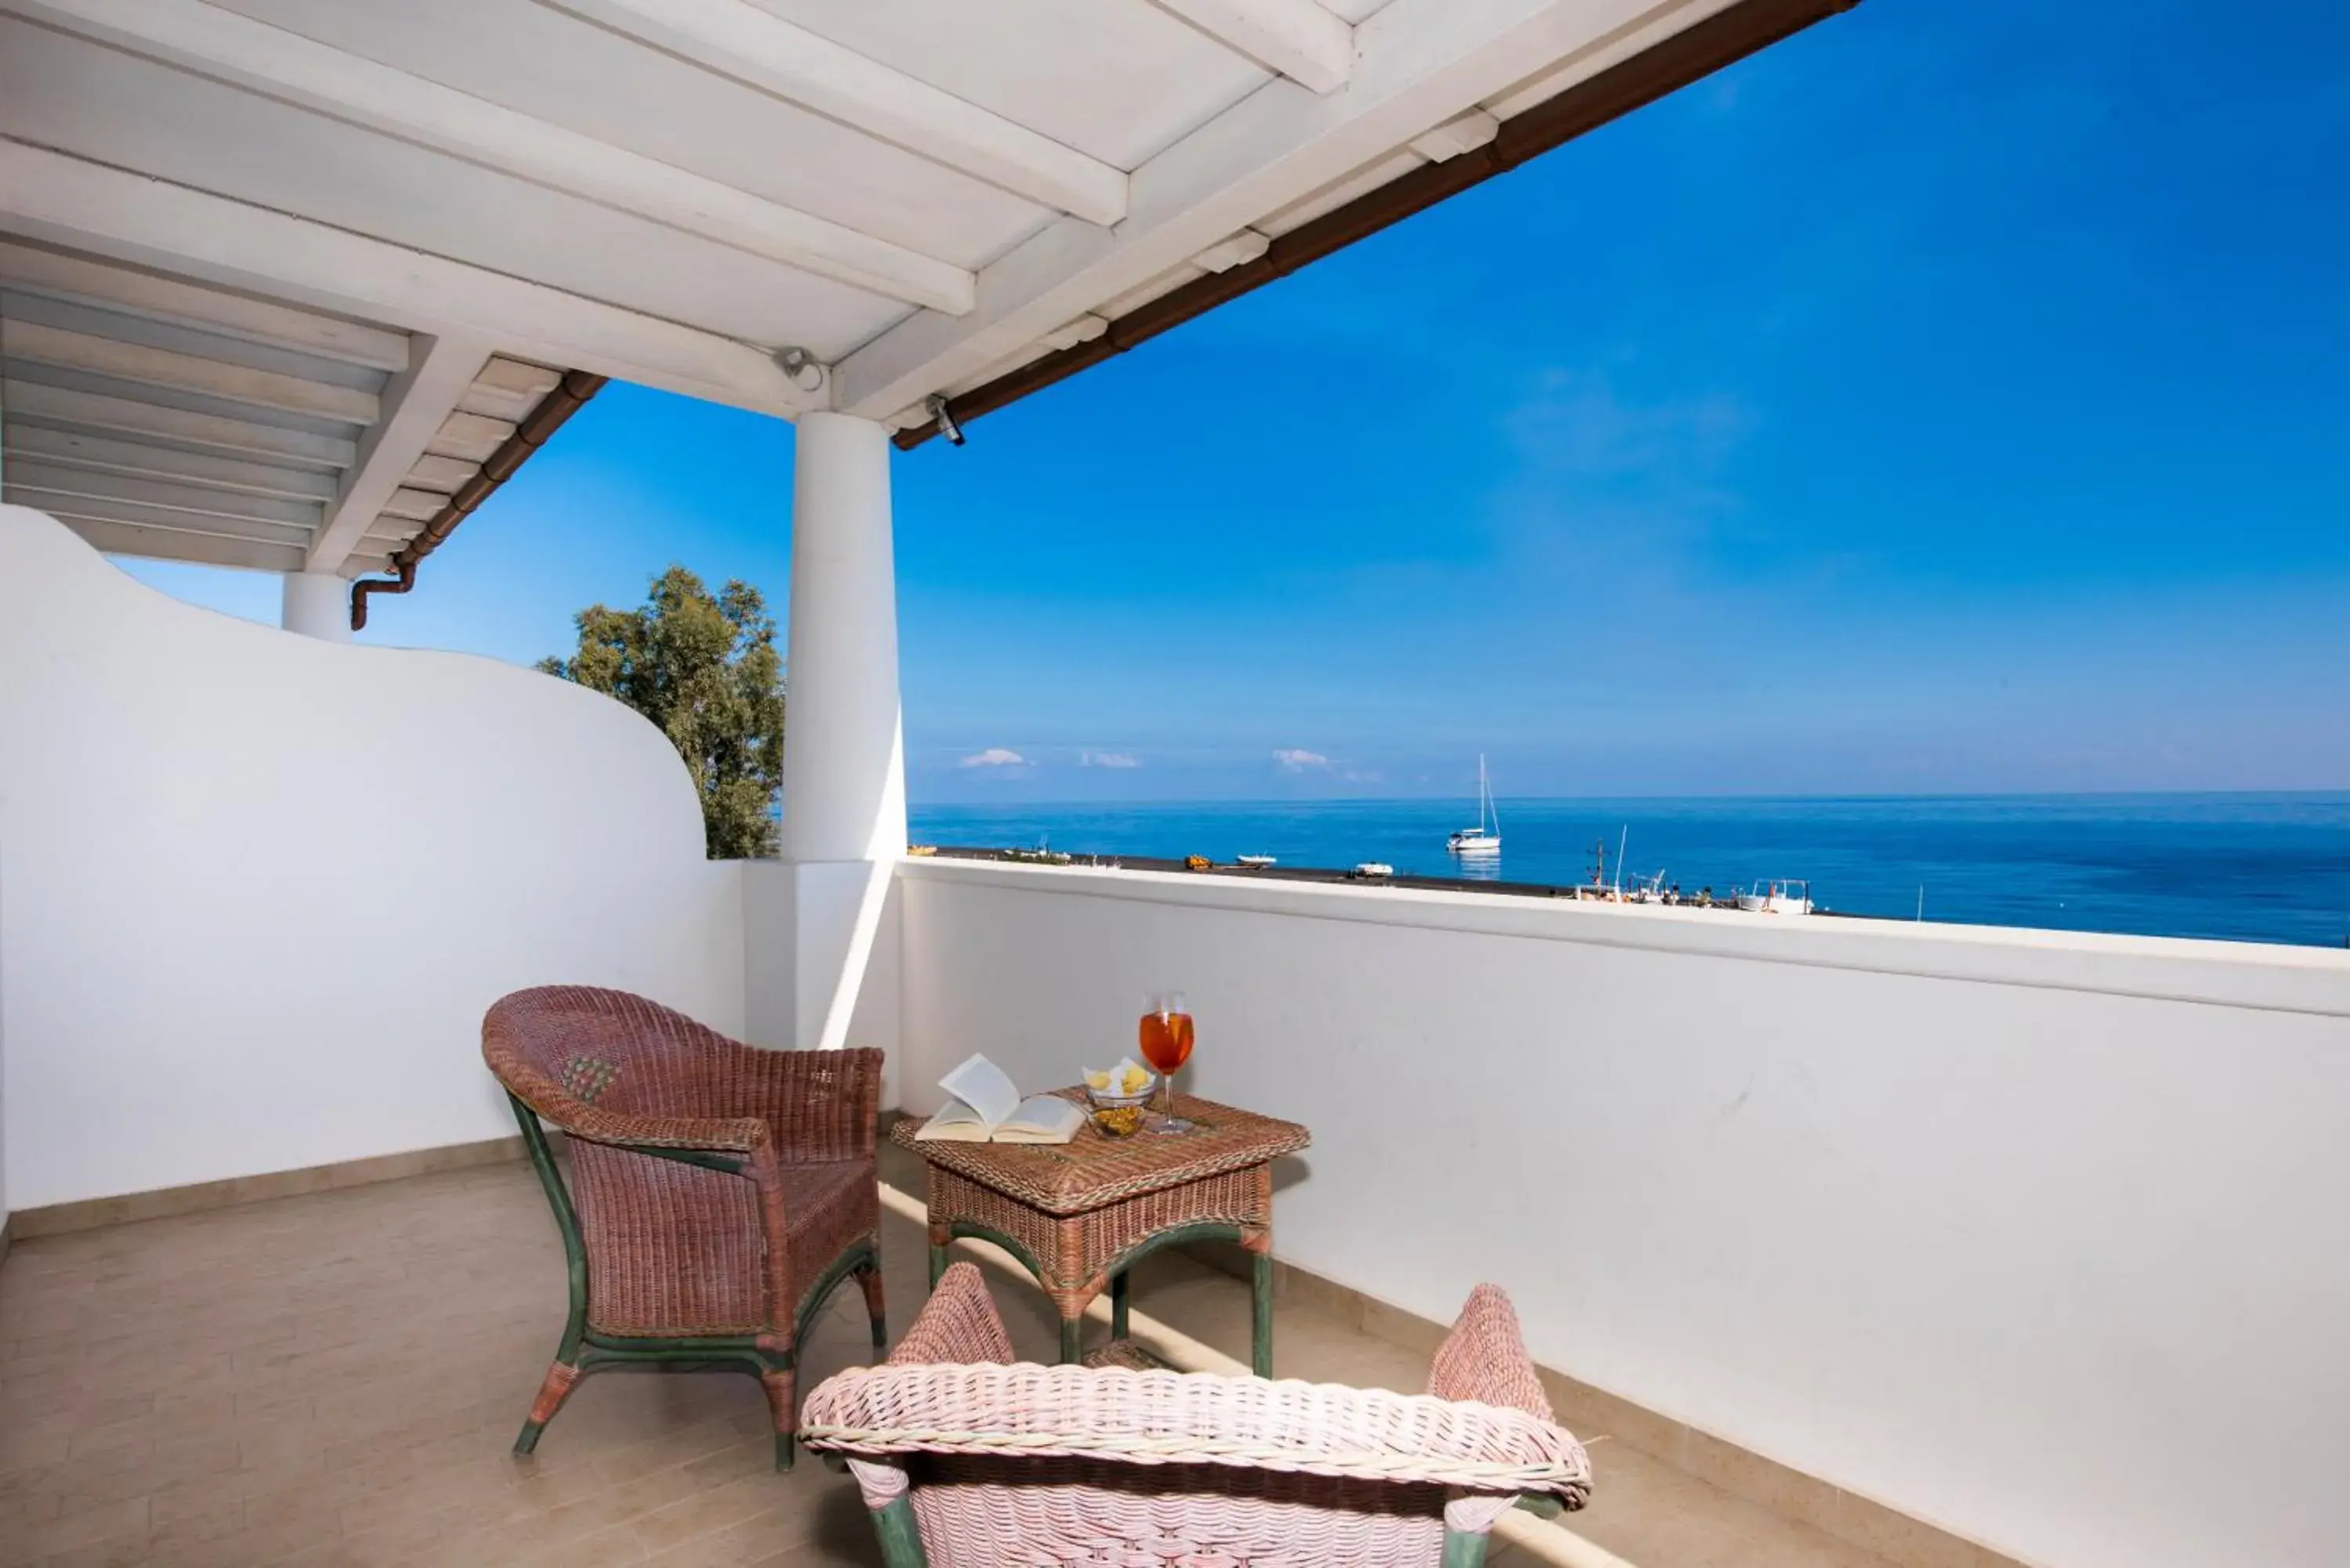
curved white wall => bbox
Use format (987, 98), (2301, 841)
(895, 855), (2350, 1568)
(0, 505), (744, 1212)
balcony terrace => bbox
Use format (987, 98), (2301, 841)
(4, 1147), (1950, 1568)
(2, 3), (2346, 1567)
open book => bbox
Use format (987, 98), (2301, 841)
(915, 1053), (1086, 1144)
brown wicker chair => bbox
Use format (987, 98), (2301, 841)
(801, 1263), (1591, 1566)
(483, 985), (884, 1469)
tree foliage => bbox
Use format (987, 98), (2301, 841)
(539, 565), (786, 859)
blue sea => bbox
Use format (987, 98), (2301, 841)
(909, 793), (2350, 950)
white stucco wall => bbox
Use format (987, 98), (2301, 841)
(893, 854), (2350, 1568)
(0, 505), (745, 1211)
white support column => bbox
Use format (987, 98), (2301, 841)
(279, 571), (352, 641)
(767, 411), (904, 1061)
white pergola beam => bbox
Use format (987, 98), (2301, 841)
(551, 0), (1130, 226)
(426, 410), (516, 464)
(3, 458), (320, 530)
(1192, 229), (1272, 273)
(0, 379), (356, 468)
(377, 487), (446, 522)
(0, 139), (819, 417)
(1411, 107), (1500, 162)
(307, 332), (487, 573)
(5, 0), (976, 314)
(835, 0), (1729, 419)
(0, 318), (378, 424)
(404, 453), (478, 490)
(1152, 0), (1356, 92)
(31, 508), (308, 571)
(0, 239), (410, 371)
(1, 423), (334, 500)
(457, 358), (564, 423)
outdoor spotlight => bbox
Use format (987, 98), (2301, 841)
(927, 393), (966, 446)
(776, 346), (825, 392)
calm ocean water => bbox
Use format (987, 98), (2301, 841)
(909, 793), (2350, 949)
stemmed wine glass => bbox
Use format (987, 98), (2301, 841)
(1137, 991), (1195, 1133)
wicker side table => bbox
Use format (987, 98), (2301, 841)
(891, 1093), (1310, 1375)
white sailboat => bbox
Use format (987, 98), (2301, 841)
(1446, 756), (1502, 856)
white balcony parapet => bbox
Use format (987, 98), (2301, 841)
(877, 853), (2350, 1568)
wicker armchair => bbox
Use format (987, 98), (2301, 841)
(483, 985), (884, 1470)
(801, 1262), (1591, 1566)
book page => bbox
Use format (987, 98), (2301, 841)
(993, 1094), (1085, 1144)
(936, 1053), (1021, 1129)
(912, 1101), (989, 1142)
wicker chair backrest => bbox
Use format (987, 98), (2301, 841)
(804, 1263), (1589, 1566)
(484, 984), (735, 1124)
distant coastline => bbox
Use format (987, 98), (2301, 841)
(908, 792), (2350, 950)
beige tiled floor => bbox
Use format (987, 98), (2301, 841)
(0, 1158), (1910, 1567)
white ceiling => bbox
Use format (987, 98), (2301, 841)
(0, 0), (1805, 571)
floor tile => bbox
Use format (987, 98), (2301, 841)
(0, 1158), (1919, 1568)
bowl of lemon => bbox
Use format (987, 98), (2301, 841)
(1083, 1061), (1156, 1137)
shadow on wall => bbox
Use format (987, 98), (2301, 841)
(0, 505), (746, 1212)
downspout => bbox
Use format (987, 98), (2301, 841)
(349, 370), (608, 630)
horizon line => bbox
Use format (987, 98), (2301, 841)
(908, 786), (2350, 808)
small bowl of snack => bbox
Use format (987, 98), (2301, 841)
(1083, 1063), (1156, 1137)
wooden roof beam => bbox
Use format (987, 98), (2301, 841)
(548, 0), (1130, 225)
(5, 0), (975, 313)
(0, 239), (410, 372)
(307, 332), (489, 574)
(837, 0), (1716, 418)
(853, 0), (1858, 435)
(1151, 0), (1355, 93)
(26, 508), (309, 571)
(0, 424), (335, 501)
(0, 318), (378, 424)
(0, 139), (819, 416)
(0, 379), (356, 468)
(4, 461), (320, 535)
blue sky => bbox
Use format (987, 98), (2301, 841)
(125, 0), (2349, 804)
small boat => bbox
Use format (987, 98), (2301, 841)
(1446, 755), (1502, 856)
(1350, 862), (1395, 880)
(1235, 854), (1277, 868)
(1003, 834), (1072, 866)
(1735, 879), (1813, 916)
(1625, 869), (1671, 905)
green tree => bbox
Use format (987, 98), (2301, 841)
(539, 565), (786, 858)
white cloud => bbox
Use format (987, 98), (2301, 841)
(1082, 751), (1141, 768)
(1273, 748), (1330, 771)
(958, 747), (1027, 768)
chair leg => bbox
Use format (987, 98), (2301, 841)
(513, 1359), (583, 1455)
(761, 1362), (797, 1472)
(856, 1259), (887, 1353)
